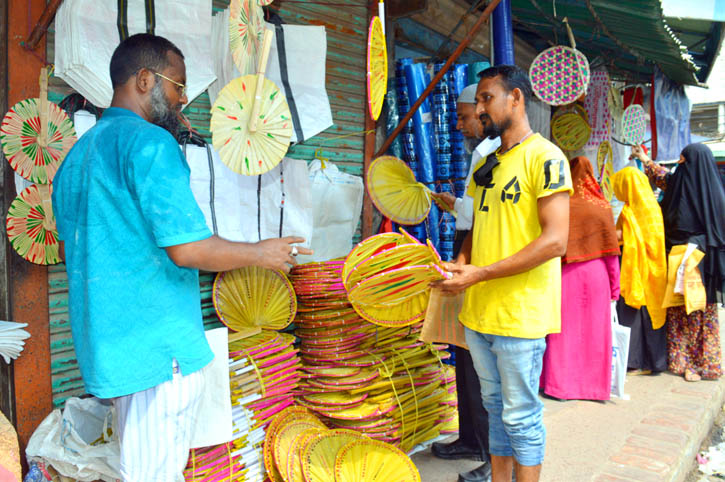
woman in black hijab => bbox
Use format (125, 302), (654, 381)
(634, 143), (725, 381)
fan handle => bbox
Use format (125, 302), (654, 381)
(249, 29), (274, 133)
(38, 67), (49, 148)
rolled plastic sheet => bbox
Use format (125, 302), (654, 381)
(437, 182), (456, 262)
(404, 62), (438, 184)
(454, 179), (467, 198)
(467, 61), (491, 83)
(383, 88), (404, 159)
(425, 183), (441, 251)
(452, 151), (470, 180)
(447, 64), (468, 169)
(433, 63), (452, 181)
(395, 59), (417, 172)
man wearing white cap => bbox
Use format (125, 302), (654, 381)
(431, 84), (500, 482)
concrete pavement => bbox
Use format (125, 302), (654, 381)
(413, 316), (725, 482)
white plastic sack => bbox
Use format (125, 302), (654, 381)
(611, 301), (631, 400)
(296, 159), (363, 263)
(26, 397), (120, 482)
(208, 12), (332, 143)
(186, 143), (313, 247)
(54, 0), (215, 108)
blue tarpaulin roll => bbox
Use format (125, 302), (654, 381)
(395, 59), (417, 172)
(384, 88), (404, 160)
(404, 63), (438, 184)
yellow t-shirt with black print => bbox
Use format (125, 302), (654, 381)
(460, 134), (573, 339)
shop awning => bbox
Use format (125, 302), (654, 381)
(499, 0), (716, 86)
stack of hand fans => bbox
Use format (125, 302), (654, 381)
(185, 331), (303, 482)
(264, 405), (422, 482)
(0, 321), (30, 363)
(289, 257), (458, 454)
(342, 229), (449, 327)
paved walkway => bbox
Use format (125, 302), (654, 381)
(413, 317), (725, 482)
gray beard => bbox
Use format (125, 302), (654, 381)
(149, 81), (181, 139)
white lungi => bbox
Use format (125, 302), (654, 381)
(113, 361), (207, 482)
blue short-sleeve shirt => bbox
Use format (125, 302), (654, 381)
(52, 107), (214, 398)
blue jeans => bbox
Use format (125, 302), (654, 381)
(465, 327), (547, 466)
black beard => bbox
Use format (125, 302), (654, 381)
(480, 114), (511, 140)
(149, 81), (182, 139)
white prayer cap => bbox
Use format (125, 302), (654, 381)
(457, 84), (478, 104)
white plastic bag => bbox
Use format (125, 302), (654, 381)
(26, 397), (121, 482)
(611, 301), (631, 400)
(296, 160), (363, 263)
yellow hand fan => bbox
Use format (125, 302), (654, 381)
(344, 243), (435, 292)
(343, 232), (406, 282)
(264, 406), (319, 482)
(285, 428), (326, 482)
(551, 111), (591, 152)
(600, 158), (614, 202)
(302, 429), (366, 482)
(213, 266), (297, 333)
(367, 16), (388, 121)
(348, 265), (448, 307)
(334, 439), (421, 482)
(352, 290), (430, 327)
(273, 419), (327, 479)
(211, 29), (292, 175)
(597, 140), (613, 179)
(368, 156), (443, 225)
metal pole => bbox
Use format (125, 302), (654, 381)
(373, 0), (503, 159)
(492, 0), (514, 65)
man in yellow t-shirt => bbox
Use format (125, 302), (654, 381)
(434, 65), (572, 482)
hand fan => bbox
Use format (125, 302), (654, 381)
(213, 266), (297, 333)
(0, 68), (77, 184)
(367, 156), (432, 225)
(344, 243), (435, 292)
(6, 184), (61, 265)
(264, 406), (318, 482)
(597, 140), (613, 179)
(302, 430), (366, 482)
(529, 21), (589, 106)
(286, 428), (325, 482)
(229, 0), (265, 76)
(273, 419), (327, 479)
(342, 232), (407, 282)
(621, 104), (647, 146)
(211, 29), (292, 175)
(333, 438), (421, 482)
(348, 264), (448, 307)
(367, 16), (388, 121)
(600, 159), (614, 202)
(551, 111), (591, 151)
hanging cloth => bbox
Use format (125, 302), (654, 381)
(563, 156), (620, 264)
(659, 143), (725, 303)
(583, 68), (612, 149)
(611, 167), (668, 329)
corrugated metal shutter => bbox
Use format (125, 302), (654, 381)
(44, 1), (367, 407)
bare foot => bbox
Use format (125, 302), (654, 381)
(685, 370), (702, 382)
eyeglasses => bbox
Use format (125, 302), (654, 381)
(152, 71), (186, 96)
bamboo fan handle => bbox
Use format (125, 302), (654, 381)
(38, 67), (49, 148)
(563, 17), (576, 50)
(38, 184), (55, 231)
(248, 29), (275, 133)
(424, 184), (458, 218)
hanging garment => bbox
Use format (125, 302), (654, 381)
(654, 67), (692, 161)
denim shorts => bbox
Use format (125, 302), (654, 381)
(465, 327), (547, 466)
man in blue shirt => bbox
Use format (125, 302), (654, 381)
(52, 33), (310, 481)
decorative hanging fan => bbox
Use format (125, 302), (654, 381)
(551, 112), (591, 151)
(368, 156), (453, 225)
(621, 104), (647, 146)
(229, 0), (265, 75)
(529, 20), (589, 106)
(213, 266), (297, 333)
(302, 430), (366, 482)
(6, 184), (61, 265)
(0, 71), (77, 184)
(211, 29), (292, 176)
(597, 140), (613, 179)
(333, 438), (421, 482)
(600, 159), (614, 202)
(367, 16), (388, 121)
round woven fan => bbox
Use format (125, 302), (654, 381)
(597, 140), (613, 179)
(348, 264), (448, 307)
(6, 184), (61, 265)
(302, 430), (366, 482)
(367, 156), (433, 225)
(229, 0), (265, 75)
(352, 295), (429, 327)
(334, 438), (421, 482)
(600, 159), (614, 202)
(551, 112), (591, 151)
(367, 16), (388, 121)
(344, 243), (434, 292)
(264, 406), (318, 482)
(274, 419), (327, 478)
(529, 45), (589, 106)
(286, 428), (325, 482)
(343, 232), (406, 281)
(0, 98), (77, 184)
(621, 104), (647, 146)
(213, 266), (297, 333)
(211, 75), (292, 176)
